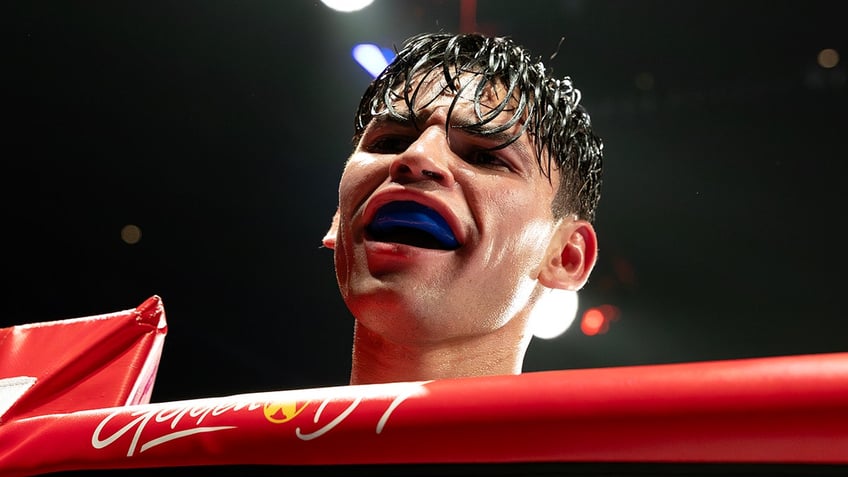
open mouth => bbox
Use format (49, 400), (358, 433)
(366, 201), (460, 250)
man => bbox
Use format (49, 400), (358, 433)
(323, 32), (603, 385)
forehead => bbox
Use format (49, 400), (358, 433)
(385, 69), (523, 128)
(372, 70), (560, 184)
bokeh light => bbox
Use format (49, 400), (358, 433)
(581, 308), (605, 336)
(120, 224), (142, 245)
(818, 48), (840, 69)
(353, 44), (390, 78)
(320, 0), (374, 13)
(580, 304), (621, 336)
(531, 290), (579, 340)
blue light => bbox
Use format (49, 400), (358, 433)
(352, 43), (396, 78)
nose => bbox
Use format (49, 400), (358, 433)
(388, 127), (455, 187)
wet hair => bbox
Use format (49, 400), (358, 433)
(352, 32), (604, 223)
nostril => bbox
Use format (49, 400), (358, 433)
(421, 170), (442, 180)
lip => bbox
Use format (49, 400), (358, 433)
(362, 187), (466, 249)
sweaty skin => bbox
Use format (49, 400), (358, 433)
(324, 73), (598, 384)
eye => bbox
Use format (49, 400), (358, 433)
(363, 136), (413, 154)
(466, 150), (512, 171)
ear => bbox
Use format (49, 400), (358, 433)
(537, 219), (598, 291)
(322, 208), (340, 249)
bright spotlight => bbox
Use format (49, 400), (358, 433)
(320, 0), (374, 13)
(353, 43), (391, 78)
(530, 290), (579, 340)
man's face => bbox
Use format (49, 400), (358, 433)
(330, 73), (563, 345)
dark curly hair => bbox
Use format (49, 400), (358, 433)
(353, 32), (603, 223)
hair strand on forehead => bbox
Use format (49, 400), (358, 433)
(353, 32), (604, 223)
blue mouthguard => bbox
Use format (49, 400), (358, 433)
(368, 201), (459, 249)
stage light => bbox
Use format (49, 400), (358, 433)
(818, 48), (840, 69)
(530, 289), (579, 340)
(121, 224), (142, 245)
(320, 0), (374, 13)
(580, 308), (605, 336)
(353, 43), (390, 78)
(580, 304), (620, 336)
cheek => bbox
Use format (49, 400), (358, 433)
(334, 155), (389, 294)
(335, 211), (360, 264)
(476, 186), (555, 275)
(333, 249), (350, 297)
(339, 154), (382, 191)
(486, 185), (553, 243)
(500, 218), (553, 280)
(338, 155), (388, 219)
(332, 230), (360, 304)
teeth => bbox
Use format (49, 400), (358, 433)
(368, 201), (459, 250)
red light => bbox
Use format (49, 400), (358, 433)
(581, 308), (605, 336)
(580, 304), (620, 336)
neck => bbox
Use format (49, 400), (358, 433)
(348, 319), (532, 385)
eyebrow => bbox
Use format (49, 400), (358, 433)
(367, 113), (415, 133)
(454, 119), (532, 159)
(367, 113), (534, 162)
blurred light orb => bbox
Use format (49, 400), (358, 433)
(581, 308), (605, 336)
(320, 0), (374, 12)
(818, 48), (840, 69)
(121, 224), (142, 245)
(531, 290), (579, 340)
(353, 43), (389, 78)
(580, 304), (620, 336)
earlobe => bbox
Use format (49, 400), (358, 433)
(538, 220), (598, 291)
(322, 209), (340, 249)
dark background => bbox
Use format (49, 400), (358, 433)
(4, 0), (846, 403)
